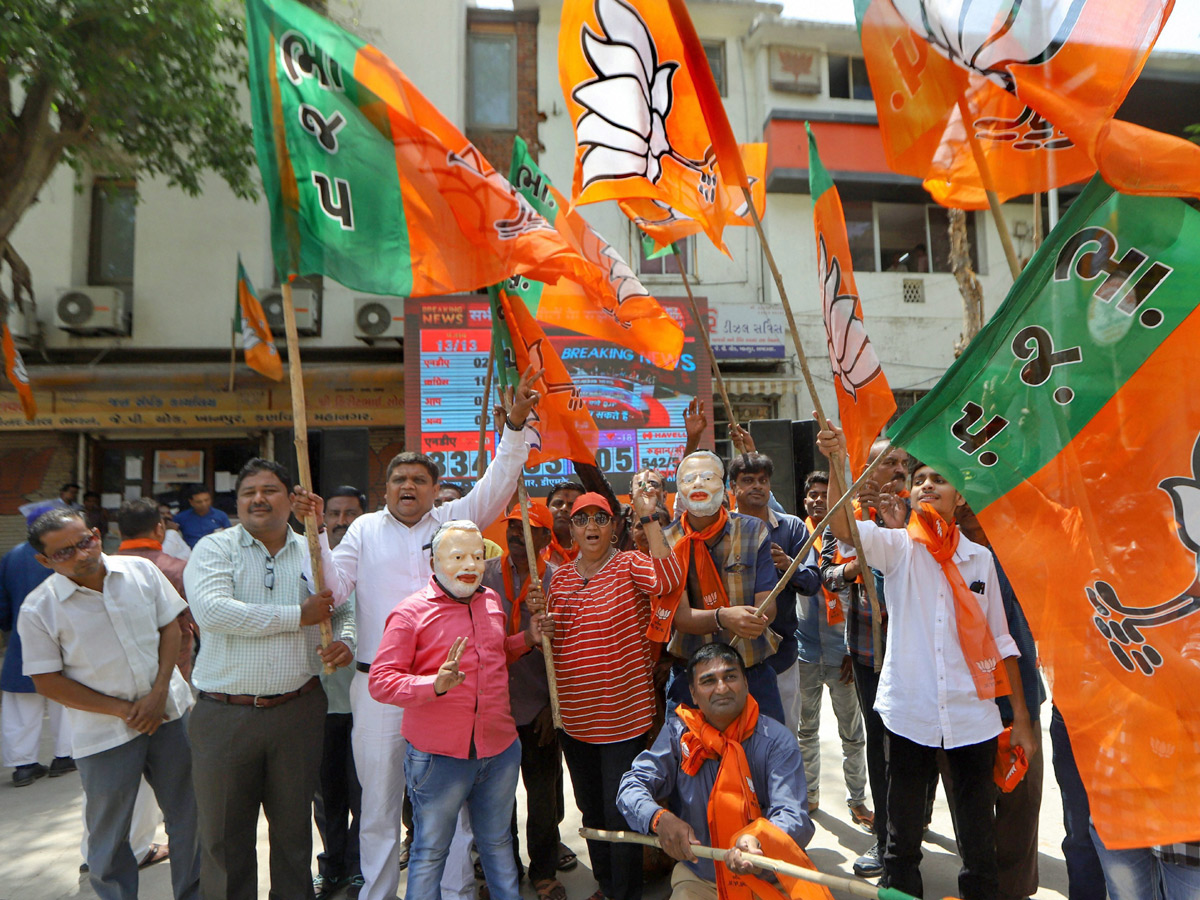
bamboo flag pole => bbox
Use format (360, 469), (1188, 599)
(956, 97), (1022, 280)
(740, 187), (884, 670)
(228, 321), (238, 393)
(578, 828), (931, 900)
(1033, 193), (1043, 252)
(516, 477), (563, 728)
(673, 244), (739, 432)
(280, 281), (334, 673)
(476, 343), (496, 479)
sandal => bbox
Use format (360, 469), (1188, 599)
(557, 842), (578, 872)
(850, 804), (875, 833)
(138, 843), (170, 869)
(535, 878), (567, 900)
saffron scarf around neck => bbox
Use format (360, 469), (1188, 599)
(647, 508), (730, 642)
(906, 503), (1011, 700)
(501, 552), (546, 636)
(804, 516), (844, 627)
(118, 538), (163, 552)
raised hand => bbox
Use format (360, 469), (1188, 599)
(434, 636), (469, 695)
(814, 414), (846, 460)
(730, 422), (757, 454)
(683, 398), (707, 442)
(507, 364), (545, 427)
(291, 486), (324, 523)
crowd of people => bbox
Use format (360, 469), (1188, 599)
(1, 379), (1197, 900)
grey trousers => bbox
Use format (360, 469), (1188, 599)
(75, 715), (200, 900)
(189, 686), (326, 900)
(795, 660), (868, 807)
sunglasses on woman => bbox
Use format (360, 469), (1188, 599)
(570, 511), (612, 527)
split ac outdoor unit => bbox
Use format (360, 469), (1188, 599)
(55, 286), (127, 335)
(261, 287), (320, 337)
(354, 296), (404, 341)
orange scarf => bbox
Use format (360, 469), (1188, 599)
(647, 508), (730, 642)
(906, 503), (1011, 700)
(805, 517), (844, 626)
(676, 698), (832, 900)
(501, 553), (547, 636)
(118, 538), (162, 552)
(548, 535), (578, 566)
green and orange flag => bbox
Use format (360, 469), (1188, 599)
(245, 0), (596, 297)
(889, 176), (1200, 847)
(808, 125), (895, 477)
(854, 0), (1200, 209)
(235, 258), (284, 382)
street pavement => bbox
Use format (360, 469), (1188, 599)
(0, 689), (1069, 900)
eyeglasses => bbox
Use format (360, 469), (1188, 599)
(571, 511), (612, 527)
(264, 556), (275, 590)
(46, 533), (99, 563)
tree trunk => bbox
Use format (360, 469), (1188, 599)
(950, 208), (986, 357)
(0, 77), (72, 249)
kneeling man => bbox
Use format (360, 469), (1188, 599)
(617, 643), (817, 900)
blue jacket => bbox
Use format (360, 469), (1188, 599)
(0, 542), (52, 693)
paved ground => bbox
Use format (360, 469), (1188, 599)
(0, 690), (1068, 900)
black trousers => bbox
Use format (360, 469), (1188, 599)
(851, 656), (889, 849)
(560, 730), (647, 900)
(315, 712), (361, 882)
(883, 728), (998, 900)
(509, 717), (565, 883)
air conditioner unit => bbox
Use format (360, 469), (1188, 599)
(354, 296), (404, 341)
(55, 287), (127, 335)
(261, 287), (320, 337)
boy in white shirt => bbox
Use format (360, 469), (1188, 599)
(816, 421), (1034, 900)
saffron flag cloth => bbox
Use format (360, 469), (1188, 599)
(245, 0), (597, 297)
(2, 320), (35, 421)
(235, 257), (284, 382)
(854, 0), (1200, 209)
(507, 137), (683, 369)
(559, 0), (749, 251)
(887, 175), (1200, 848)
(808, 125), (896, 477)
(621, 143), (768, 258)
(489, 284), (600, 470)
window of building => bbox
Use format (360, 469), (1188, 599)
(703, 40), (727, 97)
(88, 179), (136, 287)
(636, 234), (693, 277)
(842, 202), (982, 273)
(827, 54), (873, 101)
(467, 32), (517, 130)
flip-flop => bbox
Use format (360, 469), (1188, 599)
(534, 878), (568, 900)
(138, 843), (170, 869)
(557, 842), (578, 872)
(850, 805), (875, 833)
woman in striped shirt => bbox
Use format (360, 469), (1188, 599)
(544, 488), (681, 900)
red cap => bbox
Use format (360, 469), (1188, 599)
(569, 492), (613, 517)
(505, 503), (554, 531)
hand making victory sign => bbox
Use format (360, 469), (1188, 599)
(434, 636), (469, 696)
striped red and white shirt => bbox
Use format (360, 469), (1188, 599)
(548, 550), (683, 743)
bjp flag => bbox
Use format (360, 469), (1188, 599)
(808, 125), (895, 477)
(856, 0), (1200, 208)
(889, 176), (1200, 847)
(2, 319), (35, 421)
(235, 257), (284, 381)
(559, 0), (750, 251)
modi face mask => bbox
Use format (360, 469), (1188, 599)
(676, 454), (725, 517)
(432, 527), (486, 599)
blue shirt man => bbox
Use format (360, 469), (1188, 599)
(174, 489), (231, 548)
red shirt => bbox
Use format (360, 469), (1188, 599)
(548, 551), (682, 743)
(369, 577), (531, 759)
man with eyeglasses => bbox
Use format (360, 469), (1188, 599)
(17, 508), (200, 900)
(183, 459), (354, 900)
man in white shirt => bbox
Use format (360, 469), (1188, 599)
(816, 422), (1034, 900)
(297, 365), (542, 900)
(17, 508), (199, 900)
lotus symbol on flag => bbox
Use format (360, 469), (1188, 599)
(890, 0), (1086, 91)
(599, 242), (650, 309)
(818, 234), (882, 400)
(1085, 431), (1200, 675)
(573, 0), (700, 188)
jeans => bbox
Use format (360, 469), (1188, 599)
(1091, 829), (1200, 900)
(405, 739), (522, 900)
(667, 662), (785, 724)
(1049, 705), (1107, 900)
(795, 660), (867, 807)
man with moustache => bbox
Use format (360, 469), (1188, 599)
(184, 459), (354, 900)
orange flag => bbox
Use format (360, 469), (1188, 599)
(808, 125), (895, 476)
(559, 0), (750, 251)
(2, 320), (35, 421)
(620, 143), (767, 258)
(856, 0), (1200, 208)
(235, 257), (284, 382)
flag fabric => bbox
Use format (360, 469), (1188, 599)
(2, 319), (35, 421)
(808, 125), (895, 477)
(507, 137), (684, 369)
(489, 284), (600, 469)
(854, 0), (1200, 209)
(559, 0), (750, 251)
(887, 175), (1200, 848)
(245, 0), (595, 297)
(235, 258), (284, 381)
(621, 143), (768, 258)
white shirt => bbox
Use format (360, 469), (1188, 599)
(845, 520), (1019, 749)
(17, 554), (193, 759)
(327, 425), (530, 663)
(162, 529), (191, 562)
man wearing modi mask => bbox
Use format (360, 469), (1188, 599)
(659, 451), (785, 723)
(368, 520), (547, 900)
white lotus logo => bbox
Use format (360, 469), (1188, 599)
(599, 242), (649, 309)
(573, 0), (702, 188)
(890, 0), (1086, 91)
(819, 234), (882, 400)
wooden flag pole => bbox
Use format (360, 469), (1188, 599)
(956, 97), (1022, 280)
(476, 343), (496, 479)
(517, 478), (563, 728)
(281, 281), (333, 673)
(1033, 193), (1043, 252)
(578, 828), (928, 900)
(740, 186), (884, 670)
(673, 244), (739, 432)
(228, 323), (237, 393)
